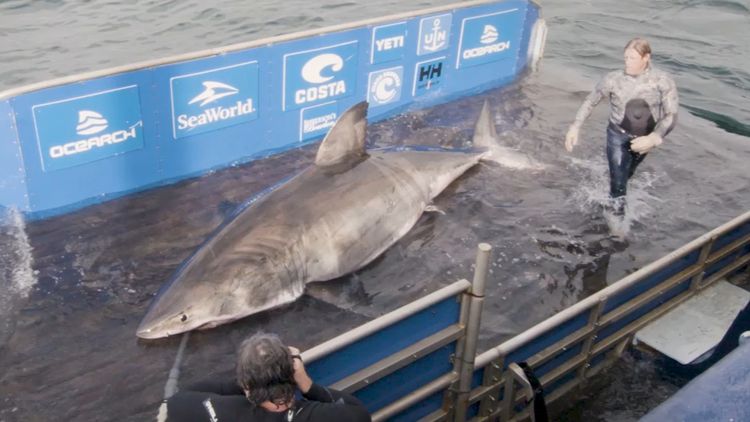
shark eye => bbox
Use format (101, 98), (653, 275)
(180, 314), (188, 322)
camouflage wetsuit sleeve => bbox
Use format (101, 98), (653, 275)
(570, 72), (616, 131)
(652, 73), (679, 137)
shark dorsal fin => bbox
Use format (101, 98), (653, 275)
(315, 101), (368, 168)
(472, 100), (497, 149)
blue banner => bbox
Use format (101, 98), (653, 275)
(1, 0), (540, 218)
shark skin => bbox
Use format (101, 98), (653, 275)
(136, 101), (502, 339)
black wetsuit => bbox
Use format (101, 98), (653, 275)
(163, 380), (371, 422)
(572, 65), (679, 213)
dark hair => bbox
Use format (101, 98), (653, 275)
(624, 37), (652, 58)
(236, 332), (296, 406)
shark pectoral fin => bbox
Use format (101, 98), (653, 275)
(315, 101), (369, 169)
(472, 100), (498, 149)
(424, 204), (446, 215)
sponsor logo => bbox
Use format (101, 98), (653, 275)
(417, 14), (451, 55)
(188, 81), (238, 106)
(480, 25), (499, 44)
(171, 62), (259, 139)
(283, 42), (358, 111)
(368, 67), (403, 107)
(32, 86), (144, 172)
(371, 22), (407, 64)
(300, 102), (338, 141)
(50, 117), (142, 159)
(413, 57), (446, 97)
(76, 110), (108, 135)
(456, 9), (521, 69)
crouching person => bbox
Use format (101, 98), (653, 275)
(164, 332), (371, 422)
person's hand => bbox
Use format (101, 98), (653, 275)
(565, 125), (579, 152)
(630, 132), (662, 154)
(289, 346), (313, 394)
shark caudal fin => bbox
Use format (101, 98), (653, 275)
(472, 100), (544, 170)
(315, 101), (369, 170)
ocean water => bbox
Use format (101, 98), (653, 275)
(0, 1), (748, 421)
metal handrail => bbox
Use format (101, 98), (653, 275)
(0, 0), (517, 100)
(302, 279), (471, 363)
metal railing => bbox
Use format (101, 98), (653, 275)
(468, 210), (750, 421)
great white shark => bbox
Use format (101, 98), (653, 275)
(137, 100), (534, 339)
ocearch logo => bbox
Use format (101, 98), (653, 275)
(49, 110), (141, 159)
(76, 110), (108, 135)
(462, 24), (510, 60)
(480, 25), (499, 44)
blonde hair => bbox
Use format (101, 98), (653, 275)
(624, 38), (652, 58)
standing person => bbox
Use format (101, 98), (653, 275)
(163, 332), (371, 422)
(564, 37), (679, 217)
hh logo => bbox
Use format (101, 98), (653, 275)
(413, 57), (446, 97)
(170, 62), (259, 139)
(456, 9), (521, 69)
(32, 86), (144, 172)
(371, 22), (407, 64)
(417, 14), (452, 56)
(283, 42), (358, 111)
(368, 67), (403, 107)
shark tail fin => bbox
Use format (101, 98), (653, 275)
(315, 101), (369, 169)
(472, 100), (498, 151)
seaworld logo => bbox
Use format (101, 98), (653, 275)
(170, 62), (260, 139)
(177, 81), (255, 131)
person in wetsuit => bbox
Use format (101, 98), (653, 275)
(564, 37), (679, 216)
(163, 332), (371, 422)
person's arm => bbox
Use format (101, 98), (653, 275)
(652, 74), (679, 138)
(565, 73), (611, 152)
(288, 346), (371, 421)
(571, 75), (609, 131)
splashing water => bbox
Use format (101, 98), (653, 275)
(0, 207), (36, 347)
(567, 157), (665, 238)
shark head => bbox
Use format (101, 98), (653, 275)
(136, 238), (305, 339)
